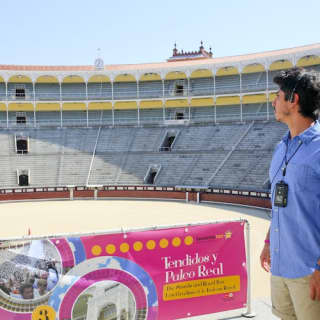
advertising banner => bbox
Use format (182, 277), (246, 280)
(0, 220), (248, 319)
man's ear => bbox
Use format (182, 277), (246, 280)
(291, 92), (299, 105)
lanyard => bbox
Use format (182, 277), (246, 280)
(282, 140), (303, 177)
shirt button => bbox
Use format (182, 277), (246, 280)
(275, 249), (279, 252)
(275, 228), (279, 232)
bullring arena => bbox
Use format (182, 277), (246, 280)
(0, 42), (320, 319)
(0, 194), (272, 319)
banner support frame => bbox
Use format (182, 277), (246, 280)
(242, 220), (256, 318)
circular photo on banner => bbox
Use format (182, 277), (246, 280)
(72, 280), (136, 320)
(0, 239), (62, 302)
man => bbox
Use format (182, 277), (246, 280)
(260, 67), (320, 319)
(35, 278), (48, 297)
(19, 283), (34, 300)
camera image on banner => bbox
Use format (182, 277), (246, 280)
(0, 220), (248, 319)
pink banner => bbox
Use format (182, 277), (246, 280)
(0, 221), (248, 320)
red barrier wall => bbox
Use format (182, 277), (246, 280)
(200, 193), (271, 209)
(98, 190), (186, 200)
(0, 191), (69, 202)
(0, 187), (271, 209)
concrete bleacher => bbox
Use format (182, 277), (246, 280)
(0, 83), (6, 100)
(35, 83), (60, 100)
(241, 72), (266, 92)
(88, 154), (123, 185)
(190, 78), (214, 96)
(0, 102), (276, 129)
(190, 106), (214, 121)
(114, 109), (138, 124)
(61, 83), (86, 100)
(242, 104), (266, 120)
(113, 82), (137, 99)
(0, 120), (287, 190)
(36, 112), (61, 126)
(237, 121), (287, 150)
(181, 152), (229, 186)
(87, 82), (112, 100)
(215, 75), (240, 95)
(139, 81), (163, 98)
(140, 108), (164, 123)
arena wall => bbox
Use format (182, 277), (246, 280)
(0, 186), (271, 209)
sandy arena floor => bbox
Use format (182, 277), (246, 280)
(0, 199), (271, 299)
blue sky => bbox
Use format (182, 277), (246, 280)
(0, 0), (319, 66)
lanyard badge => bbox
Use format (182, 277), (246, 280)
(274, 181), (288, 207)
(272, 140), (302, 208)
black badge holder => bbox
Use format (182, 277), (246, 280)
(274, 181), (288, 207)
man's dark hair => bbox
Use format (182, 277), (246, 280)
(273, 67), (320, 120)
(19, 283), (33, 296)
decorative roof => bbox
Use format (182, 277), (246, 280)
(0, 43), (319, 73)
(167, 41), (213, 62)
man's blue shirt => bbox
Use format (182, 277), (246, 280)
(269, 120), (320, 278)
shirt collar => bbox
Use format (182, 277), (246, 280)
(282, 120), (320, 145)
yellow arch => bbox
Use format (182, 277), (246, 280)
(36, 75), (59, 83)
(165, 99), (189, 108)
(88, 75), (111, 83)
(216, 66), (239, 76)
(242, 94), (267, 104)
(114, 74), (136, 82)
(62, 75), (85, 83)
(165, 71), (187, 80)
(88, 102), (112, 110)
(114, 101), (137, 110)
(140, 100), (162, 109)
(296, 55), (320, 67)
(216, 96), (240, 106)
(0, 76), (4, 82)
(190, 69), (213, 79)
(8, 75), (32, 83)
(242, 63), (265, 74)
(269, 59), (293, 71)
(140, 73), (161, 82)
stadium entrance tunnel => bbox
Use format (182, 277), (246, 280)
(159, 130), (179, 151)
(175, 111), (185, 120)
(174, 81), (185, 96)
(16, 136), (28, 154)
(144, 165), (161, 184)
(18, 169), (30, 186)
